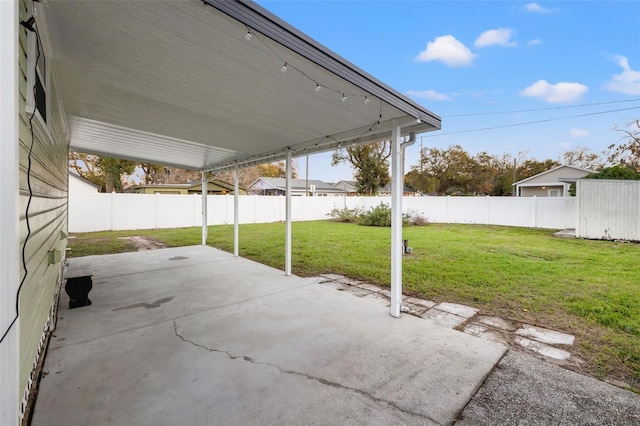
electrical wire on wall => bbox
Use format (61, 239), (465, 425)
(0, 15), (40, 346)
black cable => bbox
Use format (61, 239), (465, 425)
(444, 98), (640, 118)
(0, 18), (39, 346)
(424, 106), (640, 138)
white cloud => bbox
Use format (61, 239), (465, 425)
(475, 28), (517, 48)
(523, 2), (555, 14)
(527, 39), (543, 46)
(604, 55), (640, 95)
(416, 35), (476, 67)
(520, 80), (588, 103)
(406, 90), (451, 101)
(570, 128), (590, 139)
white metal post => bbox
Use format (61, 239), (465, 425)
(201, 171), (207, 245)
(0, 1), (20, 423)
(285, 150), (292, 276)
(390, 120), (403, 318)
(233, 163), (239, 257)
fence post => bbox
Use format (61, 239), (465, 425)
(486, 195), (490, 225)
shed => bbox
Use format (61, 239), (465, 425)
(513, 165), (594, 197)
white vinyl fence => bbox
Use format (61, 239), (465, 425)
(577, 179), (640, 242)
(69, 193), (576, 233)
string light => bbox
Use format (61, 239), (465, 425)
(243, 27), (374, 106)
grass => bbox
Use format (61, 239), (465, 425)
(69, 221), (640, 391)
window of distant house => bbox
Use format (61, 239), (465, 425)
(25, 22), (49, 127)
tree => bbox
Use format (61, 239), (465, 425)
(97, 157), (136, 192)
(560, 146), (605, 171)
(69, 152), (135, 192)
(518, 159), (560, 180)
(332, 142), (391, 195)
(606, 118), (640, 172)
(410, 145), (479, 195)
(138, 163), (166, 185)
(585, 165), (640, 180)
(70, 152), (103, 188)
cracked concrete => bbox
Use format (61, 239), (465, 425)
(172, 319), (436, 423)
(32, 246), (504, 426)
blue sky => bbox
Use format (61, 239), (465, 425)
(255, 0), (640, 182)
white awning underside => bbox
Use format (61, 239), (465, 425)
(45, 0), (440, 171)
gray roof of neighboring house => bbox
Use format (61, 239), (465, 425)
(380, 183), (416, 193)
(513, 165), (595, 186)
(249, 178), (345, 192)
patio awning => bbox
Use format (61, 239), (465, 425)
(45, 0), (440, 172)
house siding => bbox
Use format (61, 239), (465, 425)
(17, 0), (69, 419)
(520, 186), (564, 197)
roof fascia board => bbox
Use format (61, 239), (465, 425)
(205, 0), (441, 128)
(516, 182), (566, 187)
(206, 117), (435, 173)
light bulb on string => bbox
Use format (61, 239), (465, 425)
(341, 93), (347, 102)
(363, 96), (370, 104)
(245, 30), (252, 40)
(315, 83), (322, 92)
(281, 62), (288, 72)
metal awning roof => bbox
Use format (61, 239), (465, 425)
(45, 0), (440, 171)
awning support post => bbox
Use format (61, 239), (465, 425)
(285, 150), (292, 276)
(201, 171), (207, 245)
(390, 119), (402, 318)
(233, 163), (239, 257)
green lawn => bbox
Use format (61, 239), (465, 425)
(69, 221), (639, 391)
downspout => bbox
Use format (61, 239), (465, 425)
(401, 133), (416, 175)
(391, 130), (416, 318)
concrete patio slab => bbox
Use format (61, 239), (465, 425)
(32, 246), (506, 426)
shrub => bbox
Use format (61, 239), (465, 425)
(404, 209), (429, 226)
(327, 207), (363, 223)
(358, 202), (392, 227)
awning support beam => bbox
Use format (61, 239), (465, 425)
(390, 120), (402, 318)
(201, 171), (207, 245)
(233, 163), (239, 257)
(285, 149), (292, 276)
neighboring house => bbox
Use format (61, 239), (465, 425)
(124, 179), (246, 195)
(513, 165), (594, 197)
(333, 180), (358, 196)
(332, 180), (417, 196)
(248, 178), (346, 196)
(69, 171), (100, 194)
(378, 183), (419, 196)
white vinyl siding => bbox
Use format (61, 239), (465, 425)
(17, 0), (69, 417)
